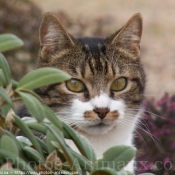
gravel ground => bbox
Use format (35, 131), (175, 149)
(32, 0), (175, 99)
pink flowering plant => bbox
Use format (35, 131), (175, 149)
(136, 94), (175, 175)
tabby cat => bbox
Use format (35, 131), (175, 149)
(19, 12), (146, 172)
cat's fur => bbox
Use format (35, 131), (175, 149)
(19, 13), (145, 172)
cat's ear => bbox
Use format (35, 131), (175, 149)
(39, 13), (75, 58)
(108, 13), (142, 58)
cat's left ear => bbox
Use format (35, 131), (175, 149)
(39, 13), (75, 59)
(108, 13), (142, 58)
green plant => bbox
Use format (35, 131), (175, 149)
(0, 34), (153, 175)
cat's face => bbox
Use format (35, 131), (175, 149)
(36, 13), (145, 135)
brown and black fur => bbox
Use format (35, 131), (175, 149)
(33, 13), (146, 112)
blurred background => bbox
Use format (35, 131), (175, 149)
(1, 0), (175, 174)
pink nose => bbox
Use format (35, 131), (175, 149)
(93, 108), (110, 119)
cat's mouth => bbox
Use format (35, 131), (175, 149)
(88, 122), (108, 128)
(81, 121), (116, 135)
(70, 120), (115, 135)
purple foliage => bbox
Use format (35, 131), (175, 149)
(135, 94), (175, 175)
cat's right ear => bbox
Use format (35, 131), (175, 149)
(39, 13), (75, 59)
(107, 13), (142, 59)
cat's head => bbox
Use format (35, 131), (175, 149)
(36, 13), (146, 135)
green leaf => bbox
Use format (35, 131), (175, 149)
(95, 146), (136, 171)
(0, 115), (6, 128)
(36, 138), (48, 154)
(44, 105), (62, 129)
(1, 104), (11, 117)
(0, 34), (23, 52)
(91, 168), (118, 175)
(3, 131), (29, 162)
(2, 129), (15, 139)
(25, 121), (47, 134)
(11, 79), (19, 89)
(23, 146), (44, 163)
(50, 141), (67, 162)
(117, 170), (134, 175)
(46, 130), (56, 154)
(16, 136), (32, 147)
(19, 89), (43, 102)
(13, 114), (44, 159)
(44, 123), (83, 175)
(68, 148), (94, 172)
(63, 122), (90, 160)
(21, 117), (41, 123)
(51, 141), (93, 173)
(0, 69), (6, 86)
(79, 135), (96, 162)
(0, 53), (11, 85)
(17, 91), (45, 122)
(0, 87), (14, 108)
(46, 124), (64, 156)
(0, 135), (19, 156)
(0, 149), (33, 173)
(138, 173), (155, 175)
(17, 67), (71, 90)
(125, 171), (134, 175)
(28, 123), (47, 134)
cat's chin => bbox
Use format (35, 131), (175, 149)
(79, 123), (116, 135)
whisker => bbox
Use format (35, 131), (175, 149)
(122, 117), (162, 150)
(118, 120), (148, 148)
(126, 108), (165, 119)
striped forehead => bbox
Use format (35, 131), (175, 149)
(76, 37), (108, 76)
(77, 37), (105, 56)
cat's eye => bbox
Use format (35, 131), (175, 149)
(111, 77), (127, 91)
(66, 79), (86, 92)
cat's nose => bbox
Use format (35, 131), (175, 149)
(93, 108), (110, 119)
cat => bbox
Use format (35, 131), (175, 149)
(18, 12), (146, 172)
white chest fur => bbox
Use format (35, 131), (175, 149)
(83, 124), (135, 158)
